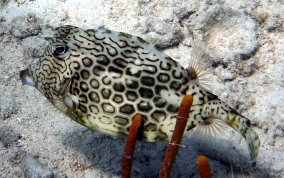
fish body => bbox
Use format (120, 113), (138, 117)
(20, 25), (260, 162)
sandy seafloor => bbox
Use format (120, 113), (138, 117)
(0, 0), (284, 177)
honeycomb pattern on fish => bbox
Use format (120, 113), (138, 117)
(20, 25), (260, 162)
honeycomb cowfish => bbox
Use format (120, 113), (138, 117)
(19, 25), (260, 162)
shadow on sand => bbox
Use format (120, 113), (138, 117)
(62, 128), (270, 177)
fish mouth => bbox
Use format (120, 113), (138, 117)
(19, 68), (34, 87)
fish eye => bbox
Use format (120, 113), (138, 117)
(54, 45), (67, 56)
(51, 44), (70, 60)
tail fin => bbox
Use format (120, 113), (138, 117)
(188, 99), (260, 163)
(245, 128), (260, 164)
(202, 99), (260, 162)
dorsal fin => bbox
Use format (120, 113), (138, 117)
(188, 40), (214, 91)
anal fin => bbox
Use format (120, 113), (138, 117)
(192, 117), (229, 138)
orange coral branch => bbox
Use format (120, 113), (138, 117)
(159, 95), (194, 178)
(121, 114), (143, 178)
(197, 155), (212, 178)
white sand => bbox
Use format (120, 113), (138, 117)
(0, 0), (283, 177)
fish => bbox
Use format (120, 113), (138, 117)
(19, 25), (260, 163)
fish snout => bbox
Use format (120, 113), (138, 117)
(19, 68), (34, 87)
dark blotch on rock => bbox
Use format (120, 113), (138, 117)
(10, 13), (41, 39)
(0, 126), (20, 148)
